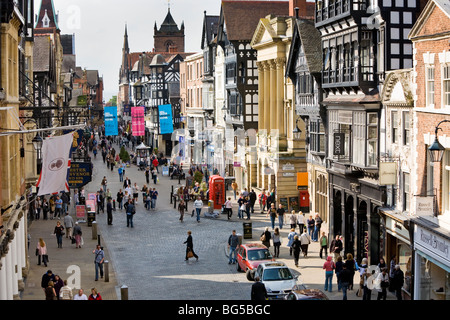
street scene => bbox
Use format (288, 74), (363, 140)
(1, 0), (450, 305)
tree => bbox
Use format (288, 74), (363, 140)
(119, 146), (130, 163)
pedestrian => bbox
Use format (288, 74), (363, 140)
(260, 227), (271, 250)
(251, 276), (267, 301)
(340, 264), (353, 300)
(299, 227), (311, 257)
(323, 256), (335, 292)
(244, 196), (251, 220)
(117, 189), (124, 210)
(287, 228), (297, 256)
(344, 253), (356, 290)
(335, 255), (343, 292)
(132, 183), (139, 203)
(297, 211), (305, 235)
(184, 231), (199, 261)
(151, 188), (158, 210)
(319, 232), (328, 259)
(63, 212), (74, 239)
(126, 199), (135, 228)
(237, 195), (244, 219)
(49, 196), (55, 219)
(36, 238), (48, 267)
(145, 166), (150, 184)
(53, 274), (64, 300)
(123, 176), (131, 189)
(106, 198), (113, 225)
(306, 215), (314, 239)
(377, 257), (387, 273)
(289, 210), (297, 229)
(313, 213), (323, 242)
(330, 235), (343, 262)
(35, 197), (41, 220)
(231, 181), (238, 200)
(392, 264), (404, 300)
(389, 255), (396, 292)
(44, 280), (57, 300)
(152, 168), (158, 184)
(228, 230), (240, 264)
(53, 220), (65, 248)
(59, 280), (73, 300)
(178, 199), (186, 222)
(54, 196), (63, 218)
(272, 227), (281, 258)
(42, 198), (49, 220)
(88, 288), (103, 300)
(376, 267), (390, 300)
(224, 197), (233, 220)
(101, 176), (107, 193)
(249, 189), (257, 213)
(93, 244), (104, 281)
(266, 203), (277, 230)
(359, 259), (373, 300)
(41, 269), (55, 293)
(276, 204), (285, 229)
(292, 235), (301, 267)
(193, 196), (203, 223)
(73, 222), (83, 248)
(259, 190), (267, 213)
(73, 288), (88, 300)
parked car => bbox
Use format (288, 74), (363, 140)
(253, 262), (299, 300)
(236, 243), (274, 281)
(284, 289), (329, 300)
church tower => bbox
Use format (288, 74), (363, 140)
(120, 24), (130, 83)
(34, 0), (60, 34)
(153, 7), (185, 53)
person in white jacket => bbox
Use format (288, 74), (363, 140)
(193, 196), (203, 223)
(299, 229), (311, 257)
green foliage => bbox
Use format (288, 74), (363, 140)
(193, 170), (204, 186)
(119, 146), (130, 163)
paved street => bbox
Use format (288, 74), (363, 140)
(22, 137), (396, 301)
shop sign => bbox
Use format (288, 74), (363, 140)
(414, 196), (434, 217)
(283, 172), (295, 177)
(379, 162), (397, 185)
(414, 225), (450, 262)
(333, 133), (345, 156)
(68, 162), (93, 189)
(282, 163), (295, 171)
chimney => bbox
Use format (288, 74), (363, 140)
(289, 0), (307, 17)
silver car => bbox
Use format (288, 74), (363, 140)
(254, 262), (300, 300)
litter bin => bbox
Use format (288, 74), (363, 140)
(208, 200), (214, 213)
(243, 222), (252, 240)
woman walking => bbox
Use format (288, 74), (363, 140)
(292, 235), (302, 267)
(178, 199), (186, 222)
(184, 231), (199, 261)
(272, 228), (281, 258)
(54, 221), (65, 248)
(344, 253), (356, 290)
(323, 256), (335, 292)
(260, 227), (271, 251)
(37, 238), (48, 267)
(72, 222), (82, 248)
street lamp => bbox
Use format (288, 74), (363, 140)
(32, 134), (43, 174)
(293, 118), (302, 140)
(428, 120), (450, 163)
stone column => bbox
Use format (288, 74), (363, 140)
(257, 61), (265, 131)
(276, 57), (286, 150)
(269, 59), (277, 132)
(263, 61), (271, 132)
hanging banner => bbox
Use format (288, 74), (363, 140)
(104, 106), (118, 136)
(158, 104), (174, 135)
(37, 132), (74, 196)
(131, 106), (145, 136)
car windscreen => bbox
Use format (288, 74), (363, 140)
(247, 249), (272, 261)
(262, 268), (293, 281)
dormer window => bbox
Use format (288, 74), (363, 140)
(42, 9), (50, 28)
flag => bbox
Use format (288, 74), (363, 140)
(132, 106), (145, 136)
(37, 132), (74, 196)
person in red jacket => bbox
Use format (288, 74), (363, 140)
(88, 287), (102, 300)
(323, 256), (336, 292)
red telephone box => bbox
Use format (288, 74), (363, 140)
(299, 190), (310, 213)
(209, 175), (225, 210)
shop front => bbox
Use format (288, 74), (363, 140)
(411, 217), (450, 300)
(378, 208), (413, 300)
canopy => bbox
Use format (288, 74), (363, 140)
(136, 142), (151, 150)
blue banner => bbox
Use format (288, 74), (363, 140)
(158, 104), (174, 135)
(104, 106), (118, 136)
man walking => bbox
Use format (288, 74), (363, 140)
(63, 212), (74, 239)
(251, 276), (267, 301)
(151, 188), (158, 210)
(106, 198), (114, 225)
(93, 245), (104, 281)
(126, 199), (135, 228)
(228, 230), (240, 264)
(277, 204), (285, 229)
(330, 235), (343, 262)
(193, 196), (203, 223)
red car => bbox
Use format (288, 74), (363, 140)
(236, 243), (274, 281)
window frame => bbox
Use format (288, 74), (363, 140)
(426, 66), (435, 108)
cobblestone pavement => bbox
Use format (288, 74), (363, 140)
(22, 136), (396, 301)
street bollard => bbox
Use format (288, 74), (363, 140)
(121, 285), (128, 300)
(98, 234), (101, 246)
(92, 221), (98, 240)
(173, 195), (177, 209)
(104, 260), (109, 282)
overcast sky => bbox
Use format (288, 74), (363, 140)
(36, 0), (221, 101)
